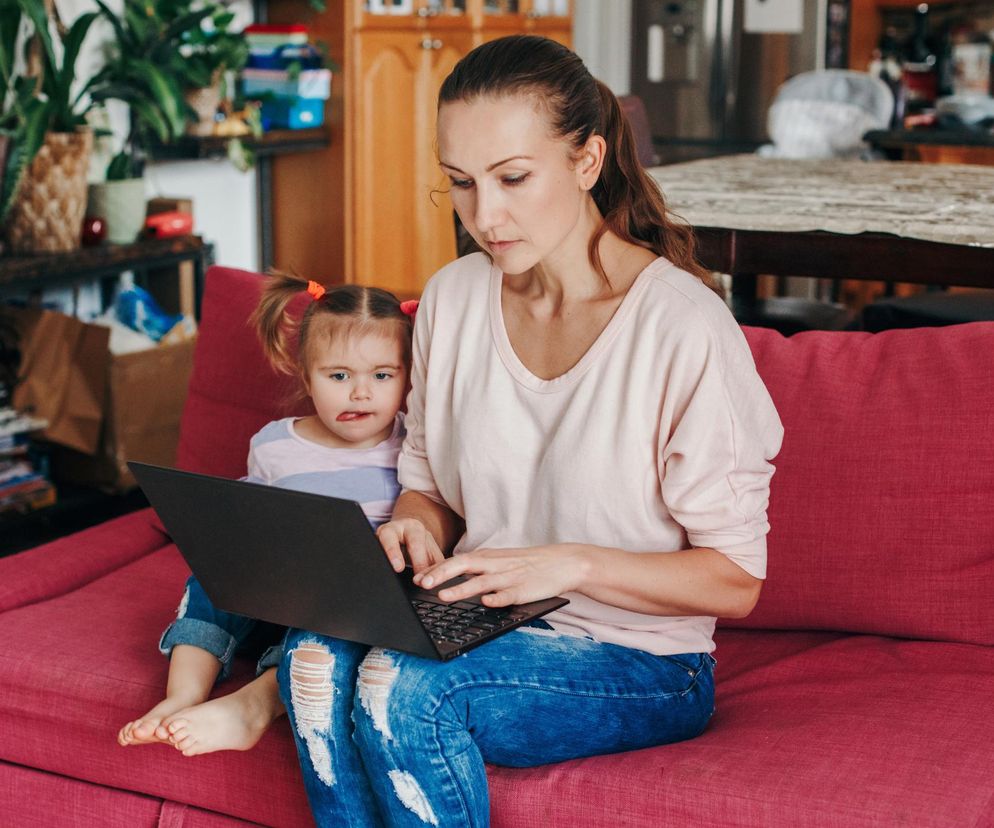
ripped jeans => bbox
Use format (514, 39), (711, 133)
(277, 622), (715, 828)
(159, 576), (284, 681)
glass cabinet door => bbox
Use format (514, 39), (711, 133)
(365, 0), (468, 16)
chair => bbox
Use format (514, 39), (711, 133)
(857, 290), (994, 331)
(618, 95), (660, 167)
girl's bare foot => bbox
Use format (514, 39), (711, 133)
(163, 670), (285, 757)
(117, 644), (222, 747)
(118, 693), (207, 746)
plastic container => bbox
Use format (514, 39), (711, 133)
(246, 43), (323, 71)
(260, 97), (326, 130)
(242, 68), (332, 100)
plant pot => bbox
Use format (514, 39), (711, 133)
(185, 78), (223, 136)
(87, 178), (147, 245)
(5, 130), (93, 254)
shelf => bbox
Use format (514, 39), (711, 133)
(0, 236), (212, 296)
(148, 127), (331, 162)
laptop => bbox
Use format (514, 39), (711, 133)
(129, 462), (568, 661)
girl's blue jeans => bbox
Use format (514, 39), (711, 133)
(159, 575), (284, 680)
(277, 622), (715, 828)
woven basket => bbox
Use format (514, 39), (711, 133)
(5, 129), (93, 254)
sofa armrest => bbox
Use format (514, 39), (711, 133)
(0, 508), (170, 614)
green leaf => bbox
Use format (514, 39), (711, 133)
(1, 98), (48, 221)
(0, 2), (22, 87)
(92, 0), (129, 51)
(129, 95), (170, 143)
(106, 150), (133, 180)
(15, 0), (57, 78)
(162, 8), (213, 44)
(131, 59), (186, 138)
(52, 11), (99, 129)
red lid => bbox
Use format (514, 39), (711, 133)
(244, 24), (308, 34)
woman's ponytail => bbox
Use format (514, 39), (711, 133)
(589, 81), (718, 291)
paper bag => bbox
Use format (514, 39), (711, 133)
(11, 307), (110, 455)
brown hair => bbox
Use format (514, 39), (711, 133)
(438, 35), (718, 291)
(249, 271), (413, 394)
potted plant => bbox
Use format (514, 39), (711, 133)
(0, 0), (98, 253)
(84, 0), (248, 243)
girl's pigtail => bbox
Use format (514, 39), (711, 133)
(249, 270), (314, 376)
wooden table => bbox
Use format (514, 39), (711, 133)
(648, 156), (994, 292)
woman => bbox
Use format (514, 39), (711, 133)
(277, 35), (783, 828)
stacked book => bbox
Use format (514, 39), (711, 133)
(0, 409), (54, 515)
(241, 25), (332, 130)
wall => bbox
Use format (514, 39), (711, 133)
(573, 0), (632, 94)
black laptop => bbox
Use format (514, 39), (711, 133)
(129, 462), (568, 661)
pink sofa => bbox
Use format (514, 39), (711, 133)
(2, 265), (993, 827)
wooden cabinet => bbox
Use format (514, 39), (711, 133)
(268, 0), (572, 296)
(352, 29), (473, 293)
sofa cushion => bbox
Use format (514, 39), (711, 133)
(0, 539), (313, 827)
(734, 323), (994, 646)
(0, 509), (168, 614)
(0, 762), (258, 827)
(490, 628), (994, 827)
(176, 266), (312, 479)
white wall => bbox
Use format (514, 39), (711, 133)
(573, 0), (632, 95)
(144, 160), (258, 272)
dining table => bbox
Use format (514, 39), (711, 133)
(647, 155), (994, 294)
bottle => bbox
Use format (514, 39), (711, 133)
(901, 4), (938, 118)
(874, 28), (905, 128)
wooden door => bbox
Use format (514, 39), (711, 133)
(353, 31), (422, 294)
(416, 30), (474, 287)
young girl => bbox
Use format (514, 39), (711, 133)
(117, 273), (416, 756)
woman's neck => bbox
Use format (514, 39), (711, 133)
(521, 208), (657, 310)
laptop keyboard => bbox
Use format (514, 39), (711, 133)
(412, 599), (530, 647)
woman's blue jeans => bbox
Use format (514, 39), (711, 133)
(277, 623), (715, 828)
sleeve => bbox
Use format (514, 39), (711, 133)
(397, 278), (445, 505)
(242, 432), (270, 486)
(659, 321), (784, 579)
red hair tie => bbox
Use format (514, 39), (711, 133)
(306, 280), (326, 301)
(400, 299), (419, 318)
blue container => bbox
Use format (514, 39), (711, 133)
(246, 44), (324, 71)
(260, 96), (325, 130)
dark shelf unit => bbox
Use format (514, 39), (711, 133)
(0, 237), (213, 556)
(147, 127), (331, 161)
(0, 235), (213, 296)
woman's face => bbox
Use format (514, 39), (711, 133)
(437, 95), (599, 275)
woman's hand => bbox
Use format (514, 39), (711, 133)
(412, 544), (591, 607)
(376, 518), (446, 574)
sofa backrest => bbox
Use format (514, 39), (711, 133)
(731, 323), (994, 646)
(180, 267), (994, 647)
(176, 266), (312, 480)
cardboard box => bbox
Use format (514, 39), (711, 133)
(51, 338), (196, 492)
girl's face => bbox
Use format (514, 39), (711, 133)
(437, 95), (601, 275)
(304, 328), (407, 449)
